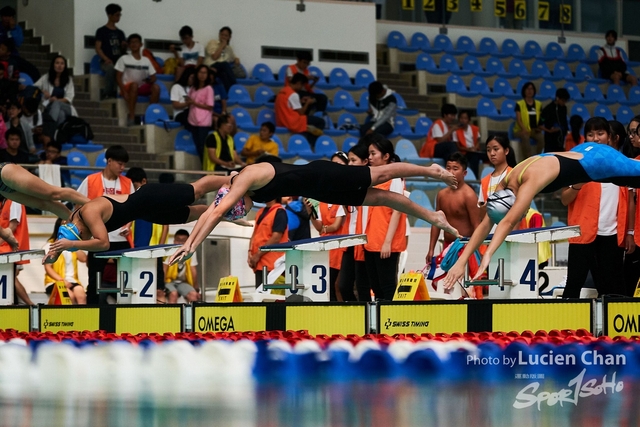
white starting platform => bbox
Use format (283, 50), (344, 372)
(95, 244), (180, 304)
(0, 250), (44, 305)
(260, 234), (367, 302)
(466, 225), (580, 299)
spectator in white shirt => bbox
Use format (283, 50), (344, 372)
(169, 25), (204, 82)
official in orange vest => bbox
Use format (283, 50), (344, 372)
(0, 197), (34, 306)
(624, 116), (640, 296)
(364, 136), (407, 301)
(453, 110), (486, 178)
(284, 51), (328, 113)
(248, 198), (288, 288)
(77, 145), (135, 304)
(419, 103), (459, 161)
(275, 73), (325, 135)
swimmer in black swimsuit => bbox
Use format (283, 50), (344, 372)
(45, 174), (232, 262)
(444, 118), (640, 290)
(168, 136), (461, 265)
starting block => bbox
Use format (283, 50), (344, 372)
(260, 234), (367, 302)
(95, 244), (180, 304)
(0, 250), (44, 305)
(464, 226), (580, 299)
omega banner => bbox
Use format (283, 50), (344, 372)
(604, 298), (640, 338)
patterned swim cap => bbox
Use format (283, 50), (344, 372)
(486, 189), (516, 224)
(214, 187), (247, 221)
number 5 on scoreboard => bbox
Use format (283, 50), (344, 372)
(494, 0), (506, 17)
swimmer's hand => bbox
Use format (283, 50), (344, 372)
(168, 245), (194, 266)
(443, 262), (464, 290)
(43, 250), (61, 265)
(50, 238), (74, 253)
(473, 254), (491, 282)
(0, 228), (18, 251)
(229, 218), (253, 227)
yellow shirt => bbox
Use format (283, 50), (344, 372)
(243, 135), (280, 164)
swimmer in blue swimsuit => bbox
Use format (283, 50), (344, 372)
(443, 136), (640, 290)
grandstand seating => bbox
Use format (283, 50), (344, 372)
(174, 130), (198, 156)
(314, 136), (339, 159)
(234, 132), (249, 152)
(287, 135), (322, 160)
(396, 140), (430, 165)
(67, 150), (91, 179)
(144, 104), (181, 129)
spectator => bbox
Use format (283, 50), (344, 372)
(0, 194), (33, 306)
(539, 88), (570, 153)
(170, 66), (194, 126)
(164, 229), (200, 303)
(517, 206), (551, 269)
(285, 51), (328, 114)
(0, 6), (22, 55)
(210, 67), (233, 131)
(514, 81), (544, 160)
(94, 3), (126, 99)
(38, 140), (70, 186)
(0, 61), (18, 106)
(187, 64), (213, 160)
(427, 152), (484, 298)
(22, 97), (45, 149)
(0, 128), (29, 163)
(4, 100), (29, 152)
(565, 115), (584, 151)
(240, 122), (279, 164)
(360, 81), (396, 138)
(478, 135), (517, 210)
(609, 120), (626, 151)
(115, 33), (160, 126)
(624, 115), (640, 296)
(77, 145), (135, 304)
(453, 110), (485, 178)
(0, 39), (18, 81)
(275, 73), (324, 136)
(248, 196), (288, 288)
(419, 103), (458, 161)
(560, 117), (627, 298)
(35, 55), (75, 139)
(43, 218), (87, 305)
(203, 114), (244, 172)
(204, 26), (238, 91)
(598, 30), (638, 87)
(169, 25), (204, 82)
(282, 196), (311, 242)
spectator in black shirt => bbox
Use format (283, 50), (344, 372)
(94, 4), (126, 99)
(1, 128), (30, 164)
(539, 88), (570, 153)
(361, 81), (397, 138)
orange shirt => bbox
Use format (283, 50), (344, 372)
(0, 201), (29, 263)
(275, 85), (307, 134)
(319, 203), (344, 269)
(364, 179), (407, 253)
(286, 64), (313, 93)
(250, 204), (288, 272)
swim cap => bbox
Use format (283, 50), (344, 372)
(56, 223), (81, 252)
(486, 189), (516, 224)
(214, 187), (247, 221)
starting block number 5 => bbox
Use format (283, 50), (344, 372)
(290, 264), (327, 294)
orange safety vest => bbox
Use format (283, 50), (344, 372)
(250, 204), (288, 272)
(567, 182), (628, 246)
(286, 64), (313, 93)
(275, 85), (307, 134)
(319, 203), (344, 269)
(564, 133), (584, 152)
(86, 172), (134, 246)
(479, 167), (513, 204)
(364, 179), (407, 253)
(0, 201), (29, 262)
(454, 124), (479, 154)
(633, 156), (640, 247)
(420, 119), (448, 158)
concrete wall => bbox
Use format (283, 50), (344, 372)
(18, 0), (75, 63)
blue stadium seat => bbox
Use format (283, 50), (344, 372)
(616, 105), (634, 124)
(358, 91), (369, 110)
(456, 36), (477, 55)
(251, 63), (280, 87)
(469, 76), (497, 98)
(329, 67), (357, 90)
(446, 75), (471, 97)
(501, 39), (521, 57)
(476, 98), (504, 121)
(570, 103), (590, 122)
(478, 38), (508, 58)
(529, 60), (552, 79)
(67, 150), (91, 179)
(543, 42), (564, 61)
(228, 85), (260, 108)
(416, 53), (447, 75)
(230, 107), (255, 129)
(603, 85), (626, 105)
(308, 66), (336, 90)
(90, 54), (104, 76)
(466, 167), (478, 181)
(439, 54), (470, 76)
(461, 56), (492, 77)
(387, 31), (417, 52)
(485, 57), (516, 78)
(270, 135), (294, 160)
(277, 64), (288, 83)
(254, 86), (275, 106)
(95, 151), (107, 168)
(492, 78), (518, 99)
(158, 83), (170, 103)
(563, 82), (583, 102)
(314, 135), (338, 159)
(622, 86), (640, 106)
(394, 92), (419, 116)
(565, 44), (586, 62)
(321, 113), (345, 137)
(396, 140), (430, 166)
(500, 99), (516, 119)
(520, 40), (544, 59)
(75, 143), (104, 154)
(355, 69), (375, 89)
(480, 167), (494, 179)
(236, 63), (259, 86)
(393, 116), (416, 138)
(256, 109), (276, 126)
(288, 135), (322, 160)
(174, 129), (198, 155)
(507, 58), (529, 77)
(331, 90), (357, 111)
(18, 73), (33, 86)
(433, 34), (463, 55)
(409, 190), (433, 210)
(575, 63), (606, 84)
(144, 104), (181, 129)
(342, 136), (359, 152)
(550, 62), (574, 82)
(414, 117), (433, 137)
(536, 80), (556, 101)
(293, 158), (309, 165)
(594, 104), (614, 121)
(410, 32), (431, 52)
(583, 83), (606, 103)
(234, 132), (249, 151)
(337, 112), (360, 135)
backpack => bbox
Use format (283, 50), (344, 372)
(55, 116), (94, 144)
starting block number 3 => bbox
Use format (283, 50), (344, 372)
(290, 265), (327, 294)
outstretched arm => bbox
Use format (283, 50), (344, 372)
(442, 215), (493, 289)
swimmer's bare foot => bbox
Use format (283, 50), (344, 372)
(431, 164), (457, 189)
(433, 210), (460, 237)
(43, 250), (61, 265)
